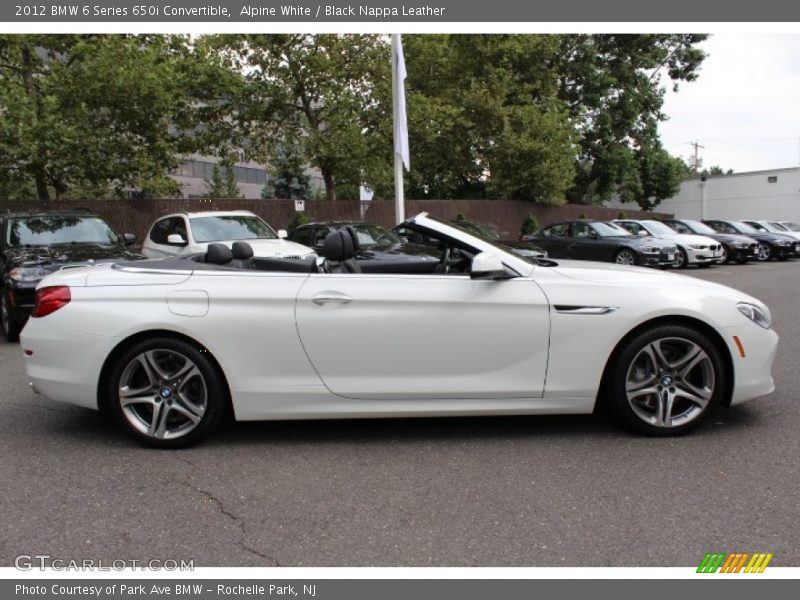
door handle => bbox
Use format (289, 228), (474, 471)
(312, 293), (353, 305)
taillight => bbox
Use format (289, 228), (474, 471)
(31, 286), (71, 318)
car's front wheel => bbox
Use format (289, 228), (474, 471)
(674, 247), (689, 268)
(1, 290), (22, 343)
(106, 337), (227, 448)
(607, 325), (725, 436)
(614, 249), (637, 266)
(757, 243), (772, 261)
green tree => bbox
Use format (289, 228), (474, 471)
(0, 35), (222, 200)
(204, 163), (242, 198)
(263, 142), (311, 200)
(520, 213), (540, 236)
(700, 165), (734, 177)
(207, 34), (391, 201)
(556, 34), (708, 208)
(402, 35), (575, 203)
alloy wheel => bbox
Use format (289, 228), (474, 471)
(757, 244), (771, 261)
(625, 337), (715, 429)
(118, 349), (208, 440)
(615, 249), (636, 266)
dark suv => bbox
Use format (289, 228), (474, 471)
(0, 211), (141, 341)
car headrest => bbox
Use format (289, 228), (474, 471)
(320, 230), (355, 262)
(206, 243), (233, 265)
(231, 241), (254, 260)
(344, 226), (360, 253)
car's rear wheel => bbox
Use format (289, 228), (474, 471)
(106, 337), (227, 448)
(1, 290), (21, 343)
(614, 249), (637, 266)
(607, 325), (725, 436)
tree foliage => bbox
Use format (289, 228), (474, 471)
(262, 141), (311, 200)
(0, 35), (225, 200)
(555, 34), (708, 209)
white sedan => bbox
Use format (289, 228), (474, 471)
(614, 219), (724, 267)
(141, 210), (315, 259)
(21, 213), (778, 448)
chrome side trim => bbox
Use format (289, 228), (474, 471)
(553, 305), (619, 315)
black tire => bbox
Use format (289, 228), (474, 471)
(105, 336), (227, 448)
(675, 247), (689, 269)
(756, 243), (771, 262)
(614, 248), (637, 266)
(719, 245), (730, 264)
(1, 290), (22, 343)
(606, 325), (726, 436)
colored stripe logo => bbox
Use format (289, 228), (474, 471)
(697, 552), (773, 573)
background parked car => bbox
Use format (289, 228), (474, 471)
(528, 220), (677, 267)
(743, 220), (800, 245)
(289, 221), (440, 273)
(703, 219), (797, 261)
(661, 219), (760, 264)
(0, 210), (141, 342)
(142, 210), (315, 259)
(614, 219), (723, 268)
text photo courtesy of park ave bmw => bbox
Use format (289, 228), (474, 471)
(1, 0), (800, 595)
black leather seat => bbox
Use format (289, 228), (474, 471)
(230, 241), (254, 269)
(205, 243), (233, 265)
(319, 229), (362, 274)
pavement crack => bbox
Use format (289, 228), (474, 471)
(182, 482), (281, 566)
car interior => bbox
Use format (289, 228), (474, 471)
(117, 227), (478, 276)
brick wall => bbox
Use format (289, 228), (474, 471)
(0, 198), (669, 243)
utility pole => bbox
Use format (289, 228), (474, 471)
(691, 140), (705, 174)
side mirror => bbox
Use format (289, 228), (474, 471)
(588, 230), (599, 239)
(637, 230), (648, 237)
(166, 233), (187, 246)
(277, 229), (288, 239)
(122, 233), (137, 246)
(470, 252), (513, 280)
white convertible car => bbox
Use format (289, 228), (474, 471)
(21, 213), (778, 448)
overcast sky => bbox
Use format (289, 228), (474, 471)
(659, 33), (800, 173)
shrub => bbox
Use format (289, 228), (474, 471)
(520, 213), (540, 236)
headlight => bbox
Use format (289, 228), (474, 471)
(689, 244), (706, 250)
(736, 242), (748, 248)
(9, 266), (50, 282)
(641, 246), (658, 253)
(737, 302), (772, 329)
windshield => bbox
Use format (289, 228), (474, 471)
(7, 216), (120, 246)
(641, 220), (676, 235)
(730, 221), (758, 234)
(352, 223), (402, 246)
(682, 220), (716, 235)
(780, 221), (800, 232)
(190, 215), (278, 243)
(596, 222), (632, 237)
(769, 222), (789, 231)
(449, 220), (502, 241)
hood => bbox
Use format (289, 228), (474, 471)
(501, 240), (547, 253)
(4, 244), (143, 270)
(747, 232), (796, 244)
(200, 239), (315, 258)
(704, 233), (758, 245)
(549, 259), (757, 299)
(658, 233), (720, 247)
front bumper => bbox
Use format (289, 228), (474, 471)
(726, 243), (760, 262)
(4, 281), (36, 321)
(640, 250), (677, 267)
(725, 323), (779, 406)
(684, 245), (724, 264)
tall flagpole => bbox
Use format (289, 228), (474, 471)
(391, 34), (409, 225)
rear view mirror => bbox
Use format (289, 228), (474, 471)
(167, 233), (187, 246)
(470, 252), (514, 280)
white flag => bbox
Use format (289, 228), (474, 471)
(393, 35), (410, 170)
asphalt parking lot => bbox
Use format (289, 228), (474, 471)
(1, 261), (798, 568)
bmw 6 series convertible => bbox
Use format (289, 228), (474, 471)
(21, 213), (778, 448)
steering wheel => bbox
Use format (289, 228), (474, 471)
(439, 246), (452, 274)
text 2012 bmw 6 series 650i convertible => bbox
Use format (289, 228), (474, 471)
(21, 213), (778, 448)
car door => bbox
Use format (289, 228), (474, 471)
(295, 270), (550, 400)
(568, 222), (609, 261)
